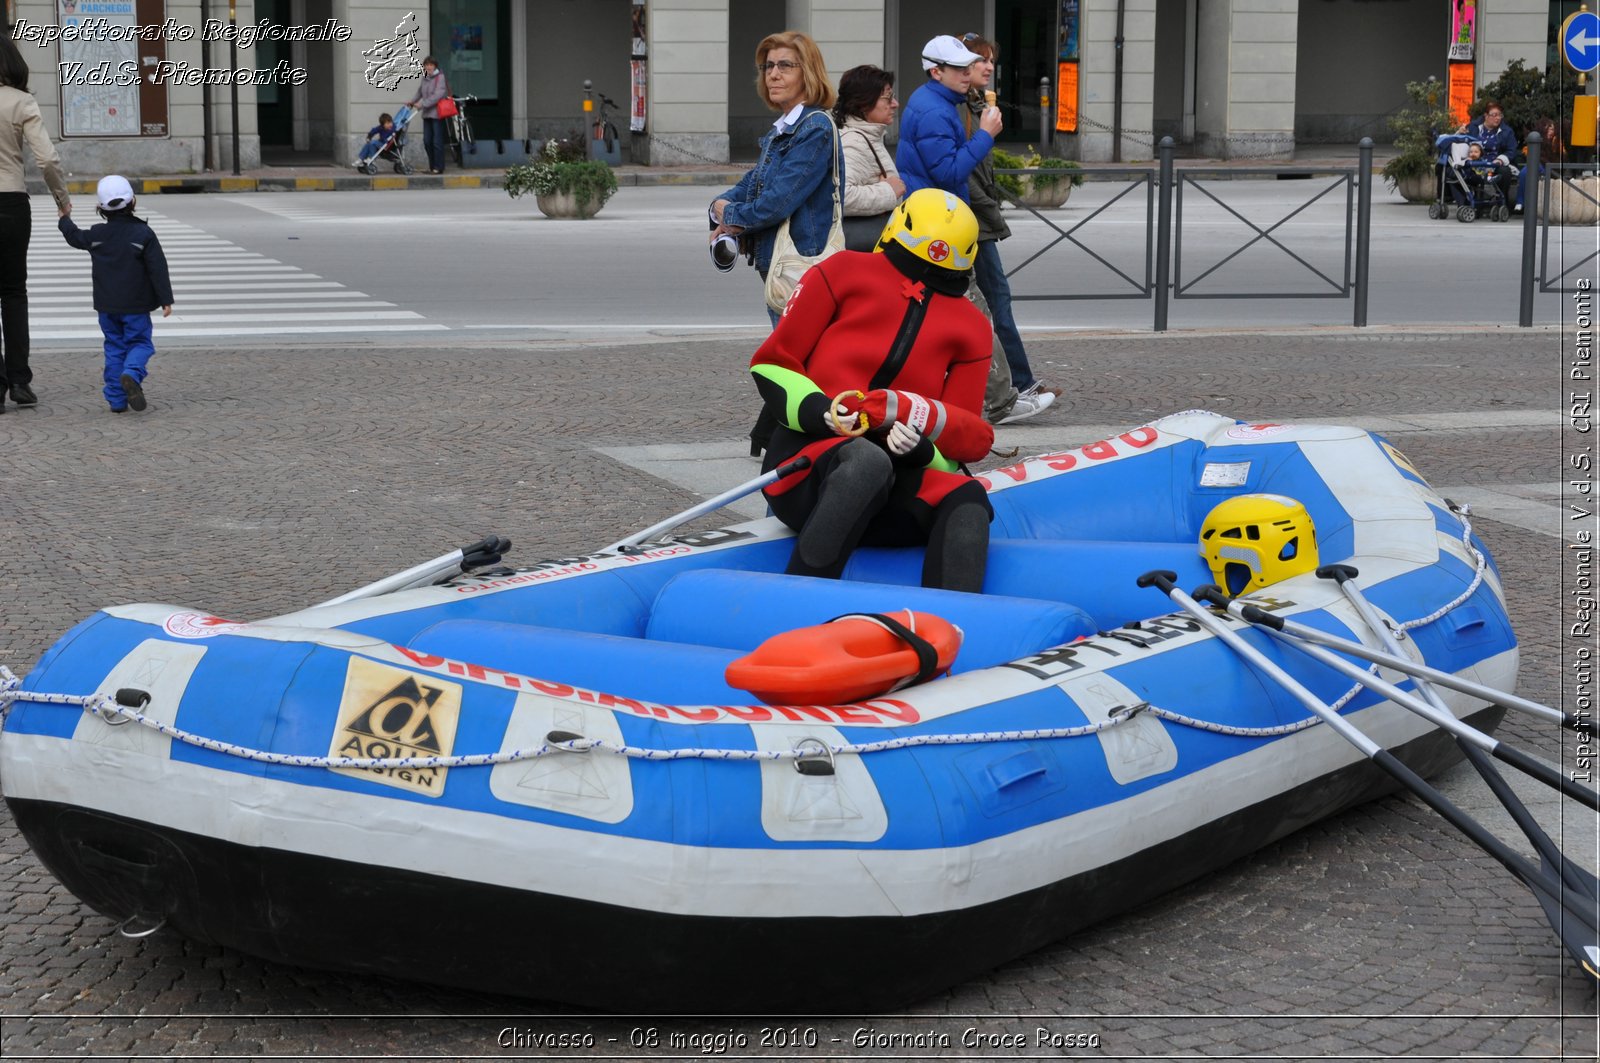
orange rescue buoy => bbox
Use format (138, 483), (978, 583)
(725, 610), (963, 705)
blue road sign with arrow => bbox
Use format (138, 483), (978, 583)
(1563, 10), (1600, 73)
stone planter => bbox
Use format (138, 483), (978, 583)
(1539, 175), (1599, 226)
(535, 190), (605, 219)
(1391, 171), (1435, 204)
(1018, 179), (1073, 209)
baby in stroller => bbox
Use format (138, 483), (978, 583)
(354, 105), (415, 175)
(1430, 133), (1515, 223)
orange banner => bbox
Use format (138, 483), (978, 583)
(1056, 61), (1078, 133)
(1447, 61), (1475, 128)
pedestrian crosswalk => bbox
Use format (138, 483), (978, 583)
(29, 210), (445, 340)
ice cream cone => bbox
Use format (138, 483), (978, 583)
(984, 91), (997, 107)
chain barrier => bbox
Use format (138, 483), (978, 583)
(654, 141), (753, 171)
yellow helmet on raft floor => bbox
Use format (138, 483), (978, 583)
(1199, 493), (1319, 595)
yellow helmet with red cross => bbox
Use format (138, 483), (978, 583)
(876, 188), (979, 272)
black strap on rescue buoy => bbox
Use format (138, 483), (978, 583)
(828, 612), (940, 688)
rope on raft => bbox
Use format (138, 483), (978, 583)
(0, 511), (1490, 773)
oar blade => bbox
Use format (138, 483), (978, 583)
(1528, 866), (1600, 982)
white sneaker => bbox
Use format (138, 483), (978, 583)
(998, 389), (1054, 424)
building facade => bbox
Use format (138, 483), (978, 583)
(1, 0), (1575, 174)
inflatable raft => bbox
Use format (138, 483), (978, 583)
(0, 412), (1518, 1011)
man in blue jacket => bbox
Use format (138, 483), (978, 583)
(896, 35), (1004, 200)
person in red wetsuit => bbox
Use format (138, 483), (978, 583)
(750, 188), (996, 592)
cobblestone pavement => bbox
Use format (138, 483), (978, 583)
(0, 328), (1594, 1061)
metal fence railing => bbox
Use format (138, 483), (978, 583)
(996, 137), (1376, 331)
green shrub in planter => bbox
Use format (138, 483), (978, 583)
(505, 137), (618, 214)
(991, 146), (1084, 201)
(1381, 78), (1454, 191)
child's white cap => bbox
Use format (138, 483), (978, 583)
(97, 175), (135, 210)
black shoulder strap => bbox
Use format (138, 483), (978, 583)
(869, 287), (931, 390)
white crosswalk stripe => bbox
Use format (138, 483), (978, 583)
(30, 210), (443, 339)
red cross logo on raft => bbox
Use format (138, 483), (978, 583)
(927, 239), (951, 262)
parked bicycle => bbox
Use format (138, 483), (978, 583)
(592, 92), (620, 155)
(446, 94), (477, 166)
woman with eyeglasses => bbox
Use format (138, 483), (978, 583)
(709, 30), (840, 456)
(832, 65), (905, 251)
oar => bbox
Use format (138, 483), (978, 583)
(1226, 600), (1583, 734)
(1192, 585), (1599, 813)
(602, 455), (810, 555)
(1136, 571), (1600, 964)
(315, 535), (511, 609)
(1309, 564), (1600, 902)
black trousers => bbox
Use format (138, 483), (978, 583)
(0, 192), (31, 392)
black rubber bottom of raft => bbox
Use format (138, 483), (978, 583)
(6, 707), (1500, 1012)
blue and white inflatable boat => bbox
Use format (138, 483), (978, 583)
(0, 412), (1516, 1010)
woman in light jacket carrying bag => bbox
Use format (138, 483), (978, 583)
(709, 30), (839, 457)
(0, 28), (71, 412)
(406, 56), (450, 174)
(833, 65), (904, 252)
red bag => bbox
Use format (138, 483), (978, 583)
(435, 96), (459, 119)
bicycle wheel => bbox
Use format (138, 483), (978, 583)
(456, 117), (475, 164)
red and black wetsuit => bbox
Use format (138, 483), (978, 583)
(749, 247), (996, 586)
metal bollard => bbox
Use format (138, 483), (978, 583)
(1354, 138), (1373, 327)
(1039, 77), (1052, 149)
(1154, 137), (1174, 332)
(1519, 132), (1542, 327)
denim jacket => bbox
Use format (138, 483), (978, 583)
(714, 105), (841, 273)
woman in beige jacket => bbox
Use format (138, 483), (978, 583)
(0, 30), (71, 410)
(832, 65), (904, 250)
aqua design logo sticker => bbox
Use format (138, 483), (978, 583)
(329, 657), (462, 797)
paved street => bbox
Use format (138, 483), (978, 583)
(22, 180), (1584, 345)
(0, 179), (1596, 1060)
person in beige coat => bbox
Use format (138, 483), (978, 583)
(0, 29), (71, 411)
(832, 64), (904, 250)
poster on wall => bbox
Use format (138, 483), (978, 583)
(630, 0), (646, 133)
(1059, 0), (1079, 63)
(450, 24), (483, 72)
(1447, 61), (1475, 126)
(57, 0), (169, 137)
(434, 0), (496, 99)
(1056, 61), (1078, 133)
(1449, 0), (1476, 62)
(630, 60), (646, 132)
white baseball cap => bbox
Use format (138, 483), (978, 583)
(921, 35), (981, 72)
(96, 175), (135, 210)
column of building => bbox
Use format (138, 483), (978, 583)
(1193, 0), (1296, 161)
(1078, 0), (1157, 161)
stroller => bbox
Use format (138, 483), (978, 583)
(1428, 133), (1513, 223)
(354, 104), (416, 176)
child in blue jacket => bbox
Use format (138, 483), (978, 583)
(58, 175), (173, 413)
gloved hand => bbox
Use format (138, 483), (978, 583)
(883, 419), (934, 466)
(885, 421), (921, 455)
(838, 389), (938, 434)
(1495, 154), (1510, 167)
